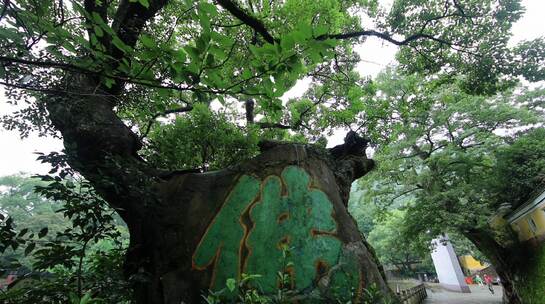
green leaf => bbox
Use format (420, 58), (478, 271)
(62, 41), (77, 53)
(24, 242), (36, 256)
(157, 88), (171, 98)
(38, 227), (48, 238)
(295, 23), (312, 40)
(198, 10), (211, 33)
(140, 34), (155, 48)
(174, 49), (187, 62)
(241, 69), (252, 79)
(111, 36), (130, 53)
(18, 228), (29, 237)
(211, 32), (234, 46)
(196, 34), (210, 52)
(209, 45), (227, 61)
(103, 77), (116, 88)
(205, 53), (215, 66)
(91, 12), (105, 25)
(138, 0), (150, 8)
(322, 38), (338, 48)
(200, 2), (217, 16)
(94, 25), (104, 38)
(185, 46), (201, 62)
(80, 292), (93, 304)
(281, 35), (295, 51)
(313, 25), (329, 37)
(226, 278), (236, 292)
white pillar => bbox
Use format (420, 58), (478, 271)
(430, 235), (471, 293)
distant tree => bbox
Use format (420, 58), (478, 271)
(0, 173), (129, 303)
(0, 175), (66, 269)
(356, 67), (544, 303)
(367, 210), (425, 275)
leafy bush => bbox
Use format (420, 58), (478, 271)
(0, 164), (131, 303)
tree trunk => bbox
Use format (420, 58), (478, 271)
(145, 142), (396, 303)
(44, 86), (396, 303)
(464, 229), (522, 304)
(34, 0), (398, 300)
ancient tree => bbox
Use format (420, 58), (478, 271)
(1, 0), (543, 302)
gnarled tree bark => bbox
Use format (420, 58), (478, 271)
(36, 0), (400, 302)
(45, 79), (395, 302)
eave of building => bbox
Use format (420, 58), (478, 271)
(506, 188), (545, 224)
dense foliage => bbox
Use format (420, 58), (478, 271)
(355, 67), (543, 241)
(1, 0), (545, 302)
(0, 174), (129, 303)
(143, 103), (260, 171)
(1, 0), (543, 147)
(492, 128), (545, 209)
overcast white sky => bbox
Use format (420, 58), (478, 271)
(0, 0), (544, 176)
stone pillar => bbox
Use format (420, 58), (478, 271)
(430, 235), (471, 293)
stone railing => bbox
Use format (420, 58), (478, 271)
(396, 283), (427, 304)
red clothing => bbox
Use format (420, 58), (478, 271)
(484, 275), (493, 284)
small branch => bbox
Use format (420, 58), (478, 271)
(256, 122), (292, 129)
(293, 90), (328, 127)
(211, 22), (244, 28)
(77, 237), (91, 298)
(0, 0), (10, 22)
(389, 187), (421, 204)
(323, 30), (449, 46)
(206, 41), (237, 70)
(411, 144), (430, 160)
(140, 105), (194, 140)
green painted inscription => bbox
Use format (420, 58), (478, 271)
(245, 166), (341, 292)
(192, 166), (361, 296)
(192, 175), (260, 289)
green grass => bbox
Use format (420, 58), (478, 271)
(518, 243), (545, 304)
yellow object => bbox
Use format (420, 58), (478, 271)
(458, 255), (487, 272)
(507, 189), (545, 242)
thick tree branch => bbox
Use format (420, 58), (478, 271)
(0, 56), (272, 98)
(245, 99), (255, 123)
(216, 0), (275, 44)
(99, 0), (170, 94)
(212, 0), (479, 62)
(215, 1), (453, 48)
(84, 0), (109, 48)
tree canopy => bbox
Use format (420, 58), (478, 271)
(357, 65), (543, 236)
(1, 0), (545, 303)
(1, 0), (543, 146)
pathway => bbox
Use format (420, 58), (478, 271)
(424, 284), (502, 304)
